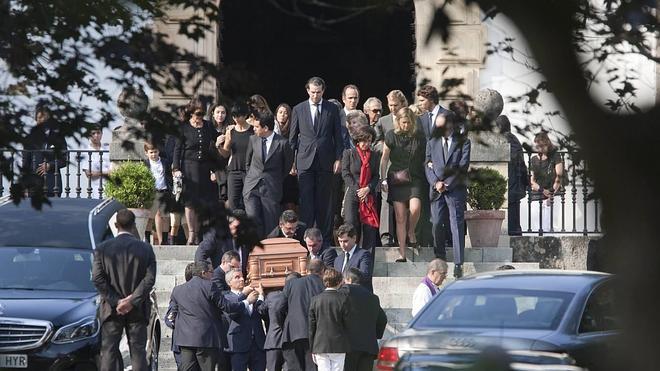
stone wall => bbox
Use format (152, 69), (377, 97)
(511, 235), (597, 270)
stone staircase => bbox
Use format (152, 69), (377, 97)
(152, 244), (540, 371)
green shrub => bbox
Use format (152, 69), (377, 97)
(105, 161), (156, 209)
(467, 167), (507, 210)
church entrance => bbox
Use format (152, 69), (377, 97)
(218, 0), (416, 109)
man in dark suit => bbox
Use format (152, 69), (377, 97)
(340, 269), (387, 371)
(264, 272), (302, 371)
(425, 111), (471, 278)
(309, 268), (351, 371)
(169, 261), (259, 371)
(244, 111), (294, 238)
(281, 259), (326, 371)
(333, 224), (372, 292)
(196, 210), (251, 277)
(339, 84), (360, 150)
(267, 209), (307, 247)
(496, 115), (529, 236)
(92, 209), (157, 371)
(304, 228), (337, 268)
(22, 103), (67, 198)
(289, 76), (344, 244)
(164, 262), (195, 370)
(211, 250), (241, 292)
(224, 270), (267, 371)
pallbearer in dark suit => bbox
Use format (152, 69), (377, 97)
(92, 209), (157, 371)
(309, 268), (351, 371)
(333, 224), (373, 292)
(244, 111), (294, 238)
(223, 270), (267, 371)
(289, 77), (344, 244)
(265, 272), (302, 371)
(340, 269), (388, 371)
(281, 260), (326, 371)
(211, 250), (241, 292)
(267, 209), (307, 247)
(425, 112), (471, 278)
(304, 228), (338, 269)
(169, 262), (260, 371)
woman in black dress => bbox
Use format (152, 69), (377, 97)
(173, 99), (220, 245)
(209, 103), (230, 204)
(274, 102), (298, 211)
(379, 107), (426, 262)
(217, 102), (254, 211)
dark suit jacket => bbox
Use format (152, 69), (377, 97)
(333, 246), (373, 291)
(220, 239), (250, 278)
(195, 228), (233, 268)
(143, 156), (173, 191)
(169, 276), (246, 348)
(308, 246), (338, 269)
(243, 133), (294, 201)
(418, 106), (449, 140)
(92, 233), (156, 323)
(224, 291), (267, 353)
(506, 132), (529, 200)
(341, 148), (380, 193)
(289, 99), (343, 171)
(281, 274), (325, 343)
(424, 133), (471, 201)
(339, 109), (352, 150)
(264, 291), (287, 350)
(211, 265), (230, 292)
(339, 284), (387, 355)
(309, 289), (351, 354)
(266, 222), (307, 247)
(22, 122), (67, 196)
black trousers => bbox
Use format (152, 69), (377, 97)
(298, 159), (334, 244)
(227, 170), (246, 210)
(343, 189), (381, 259)
(266, 349), (285, 371)
(508, 199), (522, 236)
(344, 351), (375, 371)
(282, 339), (315, 371)
(99, 315), (148, 371)
(244, 181), (282, 239)
(180, 346), (218, 371)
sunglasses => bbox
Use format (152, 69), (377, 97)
(193, 111), (204, 117)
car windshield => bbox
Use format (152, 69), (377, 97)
(414, 288), (574, 330)
(0, 247), (95, 292)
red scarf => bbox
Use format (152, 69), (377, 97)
(356, 147), (379, 228)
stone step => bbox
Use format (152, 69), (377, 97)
(373, 261), (539, 278)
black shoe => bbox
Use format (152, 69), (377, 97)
(454, 264), (463, 279)
(385, 240), (397, 247)
(395, 257), (407, 263)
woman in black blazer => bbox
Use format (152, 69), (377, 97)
(342, 124), (381, 258)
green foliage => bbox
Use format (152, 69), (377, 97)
(467, 167), (507, 210)
(105, 162), (156, 209)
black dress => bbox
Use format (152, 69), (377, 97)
(173, 121), (220, 207)
(384, 129), (426, 202)
(226, 126), (254, 210)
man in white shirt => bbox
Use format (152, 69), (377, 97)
(411, 259), (448, 317)
(81, 126), (110, 198)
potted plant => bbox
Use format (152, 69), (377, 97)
(465, 167), (507, 247)
(105, 161), (156, 240)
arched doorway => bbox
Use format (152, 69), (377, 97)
(218, 0), (416, 108)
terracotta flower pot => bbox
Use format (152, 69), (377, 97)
(465, 210), (505, 247)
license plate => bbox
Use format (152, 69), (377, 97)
(0, 354), (27, 368)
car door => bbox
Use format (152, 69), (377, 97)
(569, 280), (620, 369)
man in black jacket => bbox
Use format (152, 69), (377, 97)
(496, 115), (529, 236)
(304, 228), (337, 269)
(340, 269), (388, 371)
(309, 268), (351, 371)
(264, 272), (302, 371)
(281, 259), (326, 371)
(170, 261), (259, 371)
(267, 210), (307, 247)
(211, 250), (241, 292)
(92, 209), (157, 371)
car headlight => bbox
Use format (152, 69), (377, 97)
(52, 316), (100, 344)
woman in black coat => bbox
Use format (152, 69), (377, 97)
(342, 123), (381, 258)
(173, 99), (220, 245)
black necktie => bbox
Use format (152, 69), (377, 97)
(313, 104), (320, 127)
(428, 112), (434, 133)
(443, 138), (449, 164)
(261, 137), (267, 162)
(343, 252), (350, 273)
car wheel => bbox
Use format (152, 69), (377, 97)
(148, 331), (159, 371)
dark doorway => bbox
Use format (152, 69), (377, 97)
(218, 0), (415, 109)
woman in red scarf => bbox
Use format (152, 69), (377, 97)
(342, 123), (381, 264)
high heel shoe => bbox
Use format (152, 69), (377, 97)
(186, 232), (198, 246)
(395, 257), (408, 263)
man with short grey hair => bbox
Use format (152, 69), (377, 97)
(304, 227), (337, 268)
(362, 97), (383, 138)
(411, 259), (448, 316)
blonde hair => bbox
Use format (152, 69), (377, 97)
(386, 90), (408, 107)
(394, 107), (418, 136)
(408, 104), (422, 116)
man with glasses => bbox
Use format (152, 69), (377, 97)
(411, 258), (448, 317)
(362, 97), (383, 148)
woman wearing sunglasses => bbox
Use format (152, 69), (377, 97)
(173, 98), (221, 245)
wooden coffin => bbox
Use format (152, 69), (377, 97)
(247, 237), (309, 289)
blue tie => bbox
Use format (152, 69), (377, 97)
(261, 137), (267, 162)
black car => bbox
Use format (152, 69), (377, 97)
(0, 197), (161, 371)
(378, 270), (619, 371)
